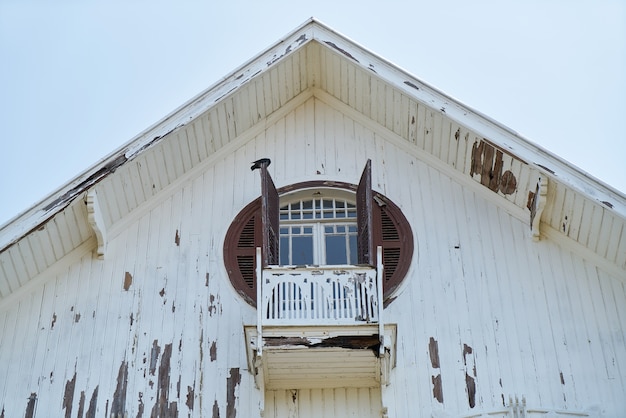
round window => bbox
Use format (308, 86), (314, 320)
(223, 181), (413, 306)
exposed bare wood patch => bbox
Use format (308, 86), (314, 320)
(462, 343), (472, 365)
(86, 386), (98, 418)
(212, 399), (220, 418)
(205, 273), (210, 287)
(0, 406), (4, 418)
(560, 371), (565, 385)
(470, 139), (518, 195)
(462, 344), (477, 409)
(175, 230), (180, 246)
(150, 343), (178, 417)
(431, 374), (443, 403)
(263, 334), (381, 355)
(137, 392), (144, 417)
(159, 288), (165, 298)
(51, 313), (57, 329)
(324, 41), (359, 62)
(63, 372), (77, 418)
(210, 341), (217, 361)
(25, 393), (37, 418)
(226, 368), (241, 418)
(186, 386), (194, 411)
(465, 373), (476, 408)
(124, 272), (133, 291)
(428, 337), (440, 368)
(527, 176), (548, 241)
(150, 340), (161, 376)
(429, 337), (443, 403)
(208, 294), (221, 316)
(111, 361), (128, 417)
(77, 391), (85, 418)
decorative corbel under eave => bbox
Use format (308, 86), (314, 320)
(86, 189), (107, 259)
(527, 176), (548, 241)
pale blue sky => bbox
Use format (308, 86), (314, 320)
(1, 1), (624, 226)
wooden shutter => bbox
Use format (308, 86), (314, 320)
(260, 164), (280, 267)
(357, 159), (374, 266)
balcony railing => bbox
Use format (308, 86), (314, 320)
(255, 247), (384, 328)
(262, 265), (379, 325)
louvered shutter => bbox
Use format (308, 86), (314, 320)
(260, 164), (280, 267)
(357, 159), (374, 266)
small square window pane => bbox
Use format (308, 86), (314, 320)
(280, 227), (288, 234)
(348, 225), (357, 233)
(304, 227), (313, 234)
(302, 200), (313, 209)
(293, 227), (300, 234)
(337, 225), (345, 233)
(303, 212), (313, 219)
(336, 201), (345, 208)
(325, 226), (333, 233)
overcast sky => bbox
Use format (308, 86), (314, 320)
(1, 1), (624, 226)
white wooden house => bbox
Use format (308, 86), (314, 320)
(1, 18), (625, 418)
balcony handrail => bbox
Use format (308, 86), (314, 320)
(256, 247), (384, 328)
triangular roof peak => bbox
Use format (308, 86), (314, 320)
(1, 20), (625, 301)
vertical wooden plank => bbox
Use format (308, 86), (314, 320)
(223, 96), (238, 143)
(26, 235), (47, 275)
(109, 170), (131, 222)
(213, 103), (233, 147)
(7, 245), (28, 288)
(278, 57), (289, 108)
(185, 120), (201, 167)
(339, 57), (349, 104)
(576, 199), (594, 246)
(0, 259), (12, 297)
(134, 155), (155, 202)
(439, 118), (451, 165)
(208, 107), (224, 150)
(594, 211), (613, 258)
(408, 99), (419, 145)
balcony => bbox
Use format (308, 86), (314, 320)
(245, 247), (396, 392)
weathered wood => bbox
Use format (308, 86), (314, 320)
(0, 34), (624, 417)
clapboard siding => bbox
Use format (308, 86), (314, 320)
(0, 97), (624, 417)
(265, 388), (383, 418)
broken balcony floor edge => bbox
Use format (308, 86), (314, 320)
(244, 324), (397, 391)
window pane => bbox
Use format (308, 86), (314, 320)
(326, 235), (348, 264)
(349, 235), (357, 264)
(302, 200), (313, 209)
(292, 236), (314, 265)
(280, 237), (289, 265)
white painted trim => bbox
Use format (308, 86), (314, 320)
(85, 190), (107, 259)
